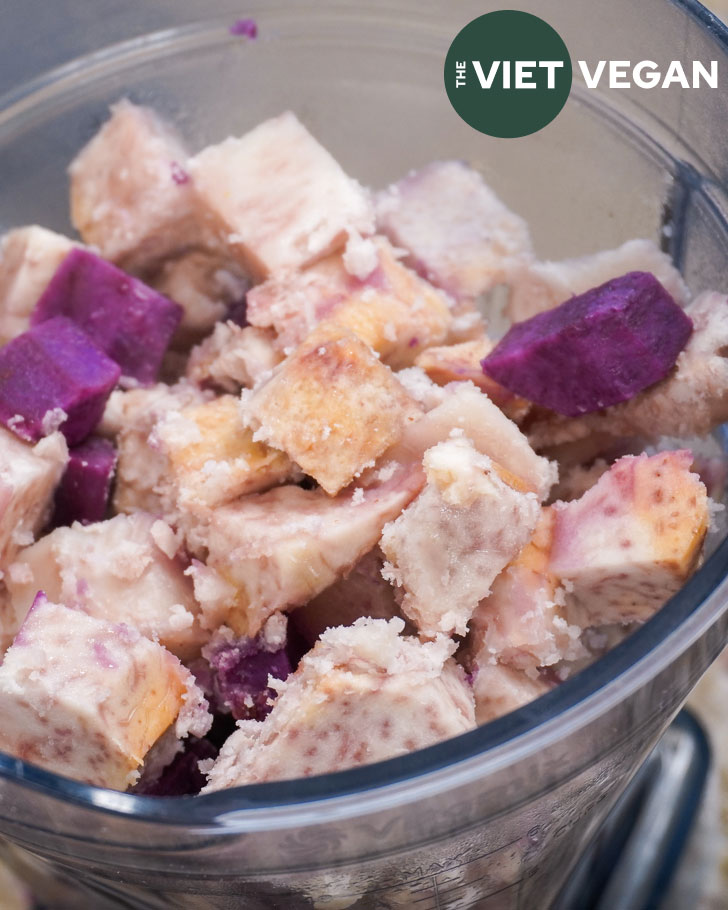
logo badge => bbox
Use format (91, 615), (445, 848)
(444, 10), (573, 138)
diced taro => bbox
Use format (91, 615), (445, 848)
(53, 436), (117, 526)
(0, 316), (121, 445)
(32, 248), (183, 384)
(202, 627), (293, 721)
(482, 271), (694, 417)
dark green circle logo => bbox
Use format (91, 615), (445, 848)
(444, 10), (572, 138)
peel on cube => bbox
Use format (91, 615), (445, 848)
(548, 450), (709, 625)
(482, 271), (693, 418)
(52, 436), (116, 527)
(6, 512), (206, 661)
(243, 323), (422, 495)
(156, 394), (291, 514)
(188, 111), (374, 280)
(0, 226), (78, 345)
(203, 617), (475, 789)
(380, 437), (541, 638)
(375, 160), (533, 301)
(505, 238), (689, 324)
(32, 248), (182, 385)
(189, 462), (425, 638)
(0, 595), (209, 790)
(0, 316), (120, 445)
(0, 428), (67, 570)
(68, 99), (202, 270)
(246, 237), (453, 368)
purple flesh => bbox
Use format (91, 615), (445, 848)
(32, 248), (183, 385)
(52, 436), (117, 527)
(229, 17), (258, 37)
(203, 631), (292, 722)
(0, 316), (121, 445)
(481, 271), (693, 417)
(133, 737), (218, 797)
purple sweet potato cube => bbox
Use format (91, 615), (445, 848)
(133, 736), (218, 797)
(0, 316), (121, 445)
(32, 248), (183, 384)
(203, 630), (292, 722)
(53, 436), (117, 527)
(482, 271), (693, 417)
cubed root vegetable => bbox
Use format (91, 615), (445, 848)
(0, 316), (120, 445)
(32, 248), (182, 384)
(482, 271), (693, 417)
(52, 436), (117, 527)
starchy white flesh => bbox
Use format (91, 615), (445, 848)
(69, 99), (201, 270)
(415, 338), (531, 422)
(292, 547), (403, 645)
(5, 513), (205, 660)
(155, 395), (291, 515)
(505, 238), (689, 323)
(246, 236), (454, 367)
(536, 292), (728, 451)
(468, 511), (585, 672)
(186, 323), (282, 392)
(0, 596), (210, 790)
(108, 381), (210, 515)
(0, 429), (67, 571)
(381, 438), (541, 638)
(549, 451), (708, 626)
(149, 248), (249, 344)
(188, 111), (373, 280)
(204, 617), (475, 788)
(470, 661), (551, 726)
(375, 160), (532, 301)
(394, 382), (556, 500)
(243, 322), (422, 495)
(190, 461), (425, 638)
(0, 226), (77, 345)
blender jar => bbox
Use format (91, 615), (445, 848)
(0, 1), (728, 907)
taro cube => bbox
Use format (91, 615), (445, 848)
(0, 226), (77, 345)
(189, 462), (425, 637)
(0, 317), (120, 445)
(0, 428), (67, 570)
(6, 512), (205, 660)
(69, 99), (201, 270)
(380, 437), (540, 637)
(246, 237), (453, 368)
(156, 395), (291, 513)
(188, 111), (373, 280)
(549, 451), (708, 625)
(186, 323), (282, 393)
(375, 160), (532, 300)
(204, 617), (475, 788)
(0, 594), (209, 790)
(469, 510), (585, 672)
(243, 323), (421, 495)
(32, 248), (182, 385)
(470, 661), (551, 726)
(397, 382), (556, 500)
